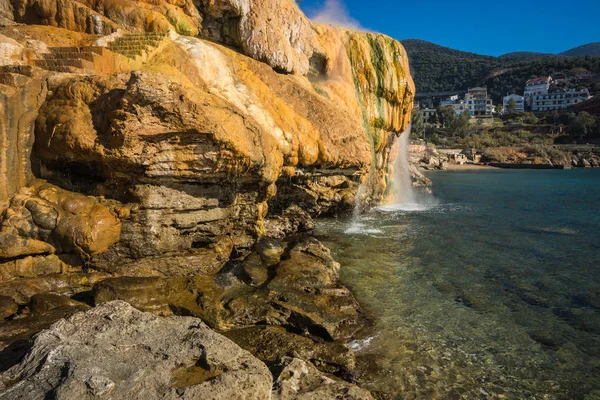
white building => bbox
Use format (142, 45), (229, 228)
(524, 76), (552, 105)
(503, 94), (525, 114)
(531, 89), (591, 113)
(465, 87), (493, 117)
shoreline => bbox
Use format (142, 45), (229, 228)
(427, 163), (499, 171)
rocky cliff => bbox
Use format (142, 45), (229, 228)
(0, 0), (414, 397)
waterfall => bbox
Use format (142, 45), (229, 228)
(380, 124), (436, 212)
(390, 125), (417, 206)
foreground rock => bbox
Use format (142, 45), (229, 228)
(0, 301), (273, 399)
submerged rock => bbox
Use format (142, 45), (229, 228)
(272, 357), (373, 400)
(224, 325), (356, 378)
(0, 301), (273, 399)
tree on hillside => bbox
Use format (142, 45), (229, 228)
(436, 106), (457, 129)
(566, 112), (597, 141)
(523, 112), (539, 125)
(450, 111), (472, 138)
(429, 111), (439, 125)
(411, 109), (425, 139)
(506, 98), (517, 115)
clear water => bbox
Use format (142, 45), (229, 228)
(316, 169), (600, 399)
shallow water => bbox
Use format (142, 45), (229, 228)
(316, 169), (600, 399)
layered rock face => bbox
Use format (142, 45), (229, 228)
(0, 0), (414, 397)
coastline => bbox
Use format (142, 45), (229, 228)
(427, 163), (499, 171)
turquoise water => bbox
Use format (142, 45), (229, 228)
(316, 169), (600, 399)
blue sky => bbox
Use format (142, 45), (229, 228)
(299, 0), (600, 56)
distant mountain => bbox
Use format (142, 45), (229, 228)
(499, 52), (551, 60)
(400, 39), (600, 103)
(560, 42), (600, 57)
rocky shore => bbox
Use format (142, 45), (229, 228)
(410, 143), (600, 172)
(0, 0), (414, 398)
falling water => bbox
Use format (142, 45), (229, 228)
(346, 125), (434, 234)
(379, 124), (436, 212)
(346, 179), (383, 234)
(391, 126), (417, 205)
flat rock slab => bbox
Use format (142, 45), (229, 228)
(0, 301), (272, 399)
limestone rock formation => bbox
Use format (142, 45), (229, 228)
(0, 301), (273, 399)
(0, 71), (47, 210)
(0, 0), (414, 397)
(8, 0), (200, 35)
(196, 0), (323, 75)
(1, 180), (121, 259)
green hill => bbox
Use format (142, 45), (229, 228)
(560, 42), (600, 57)
(400, 39), (600, 103)
(499, 52), (550, 60)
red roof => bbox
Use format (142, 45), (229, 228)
(526, 76), (551, 85)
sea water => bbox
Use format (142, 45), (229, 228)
(316, 169), (600, 399)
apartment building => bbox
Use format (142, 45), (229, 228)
(465, 87), (493, 117)
(531, 89), (591, 112)
(524, 76), (552, 100)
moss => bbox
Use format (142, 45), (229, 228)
(164, 8), (196, 36)
(312, 85), (330, 100)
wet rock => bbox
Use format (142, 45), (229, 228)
(410, 164), (433, 191)
(91, 247), (231, 278)
(0, 296), (17, 320)
(227, 237), (365, 341)
(29, 292), (90, 315)
(89, 237), (364, 341)
(224, 325), (356, 378)
(255, 237), (287, 266)
(0, 272), (109, 305)
(241, 253), (271, 286)
(268, 175), (359, 217)
(0, 75), (47, 211)
(240, 237), (286, 286)
(272, 357), (373, 400)
(265, 206), (315, 239)
(0, 301), (273, 399)
(92, 276), (201, 317)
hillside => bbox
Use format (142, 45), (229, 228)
(401, 39), (499, 93)
(560, 42), (600, 57)
(401, 39), (600, 103)
(499, 52), (550, 59)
